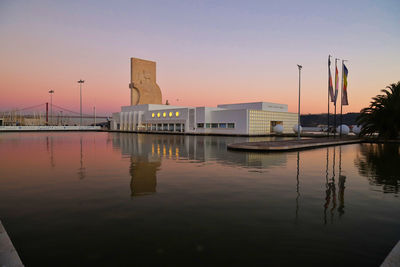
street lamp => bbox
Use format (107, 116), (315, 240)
(49, 90), (54, 125)
(297, 64), (302, 140)
(77, 80), (85, 126)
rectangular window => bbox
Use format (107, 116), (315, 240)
(197, 123), (204, 128)
(206, 123), (211, 128)
(219, 123), (227, 128)
(228, 123), (235, 128)
(211, 123), (218, 128)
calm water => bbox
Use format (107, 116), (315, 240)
(0, 132), (399, 266)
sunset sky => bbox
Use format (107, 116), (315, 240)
(1, 0), (399, 116)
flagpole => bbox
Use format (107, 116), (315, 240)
(340, 60), (347, 138)
(334, 58), (339, 139)
(297, 64), (302, 141)
(327, 55), (331, 138)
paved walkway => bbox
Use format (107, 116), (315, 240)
(0, 220), (23, 267)
(381, 241), (400, 267)
(227, 137), (362, 152)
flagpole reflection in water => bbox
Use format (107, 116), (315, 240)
(324, 147), (337, 224)
(324, 146), (346, 224)
(324, 147), (329, 224)
(338, 146), (346, 217)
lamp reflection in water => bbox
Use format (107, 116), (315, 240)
(46, 136), (55, 168)
(77, 136), (86, 180)
(295, 151), (300, 223)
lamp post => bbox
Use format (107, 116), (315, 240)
(297, 64), (302, 140)
(93, 106), (96, 126)
(77, 80), (85, 126)
(49, 90), (54, 125)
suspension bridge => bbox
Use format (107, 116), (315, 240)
(0, 103), (109, 127)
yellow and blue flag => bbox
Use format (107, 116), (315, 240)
(342, 64), (349, 105)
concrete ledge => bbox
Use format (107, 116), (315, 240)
(227, 137), (362, 152)
(0, 220), (23, 267)
(381, 241), (400, 267)
(108, 130), (334, 138)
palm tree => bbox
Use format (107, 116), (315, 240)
(356, 81), (400, 139)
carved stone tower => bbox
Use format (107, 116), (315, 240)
(129, 57), (162, 105)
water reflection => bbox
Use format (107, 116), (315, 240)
(111, 133), (289, 197)
(355, 143), (400, 194)
(111, 132), (351, 218)
(2, 133), (400, 266)
(129, 156), (160, 197)
(111, 133), (288, 169)
(324, 147), (346, 224)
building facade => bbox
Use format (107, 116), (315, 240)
(111, 102), (298, 136)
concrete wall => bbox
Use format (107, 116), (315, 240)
(195, 109), (248, 135)
(217, 102), (288, 112)
(195, 107), (222, 123)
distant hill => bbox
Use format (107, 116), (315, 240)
(300, 113), (360, 127)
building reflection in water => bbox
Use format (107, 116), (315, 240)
(323, 146), (346, 224)
(354, 143), (400, 195)
(130, 156), (160, 197)
(111, 133), (288, 197)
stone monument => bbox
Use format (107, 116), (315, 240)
(129, 57), (162, 105)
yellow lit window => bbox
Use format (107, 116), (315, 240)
(157, 113), (161, 118)
(163, 112), (166, 117)
(175, 111), (180, 117)
(169, 112), (173, 117)
(152, 113), (155, 118)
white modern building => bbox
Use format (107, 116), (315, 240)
(111, 101), (298, 136)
